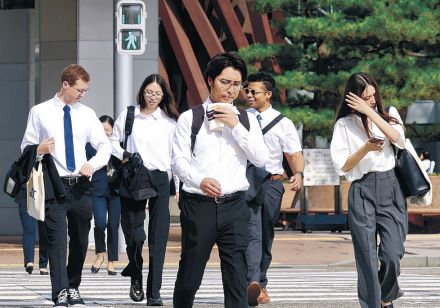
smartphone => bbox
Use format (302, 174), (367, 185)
(370, 136), (385, 143)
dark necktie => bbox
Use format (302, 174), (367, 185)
(63, 105), (76, 172)
(256, 114), (263, 128)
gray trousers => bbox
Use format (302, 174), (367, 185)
(246, 178), (284, 287)
(348, 170), (407, 308)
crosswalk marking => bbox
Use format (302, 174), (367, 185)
(0, 267), (440, 307)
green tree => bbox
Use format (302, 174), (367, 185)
(239, 0), (440, 144)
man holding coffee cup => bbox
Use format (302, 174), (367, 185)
(171, 52), (269, 308)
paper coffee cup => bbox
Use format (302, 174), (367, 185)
(206, 103), (233, 131)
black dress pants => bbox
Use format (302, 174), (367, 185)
(120, 170), (170, 299)
(45, 180), (92, 301)
(173, 193), (250, 308)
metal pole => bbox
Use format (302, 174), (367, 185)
(114, 0), (133, 119)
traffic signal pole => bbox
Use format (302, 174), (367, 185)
(113, 0), (146, 118)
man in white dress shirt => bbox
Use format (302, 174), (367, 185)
(244, 72), (304, 305)
(21, 64), (112, 307)
(171, 52), (269, 308)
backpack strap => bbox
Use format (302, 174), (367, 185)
(123, 106), (135, 150)
(190, 104), (205, 155)
(190, 105), (251, 155)
(237, 108), (250, 131)
(262, 113), (284, 135)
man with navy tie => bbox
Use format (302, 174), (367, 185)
(21, 64), (112, 307)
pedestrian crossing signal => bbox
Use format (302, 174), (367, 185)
(115, 0), (147, 55)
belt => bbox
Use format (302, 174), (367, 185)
(270, 174), (283, 181)
(182, 191), (244, 204)
(61, 176), (89, 186)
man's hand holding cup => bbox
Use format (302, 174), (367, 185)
(206, 103), (239, 130)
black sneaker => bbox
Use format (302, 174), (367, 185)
(68, 288), (85, 307)
(53, 289), (68, 307)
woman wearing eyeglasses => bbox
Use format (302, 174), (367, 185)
(330, 73), (407, 308)
(111, 74), (179, 306)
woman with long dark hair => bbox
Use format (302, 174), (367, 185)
(111, 74), (179, 306)
(87, 115), (121, 276)
(330, 73), (407, 308)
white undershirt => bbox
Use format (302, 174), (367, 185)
(330, 106), (405, 181)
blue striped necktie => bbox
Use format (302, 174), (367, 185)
(63, 105), (76, 172)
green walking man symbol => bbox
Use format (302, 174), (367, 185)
(125, 31), (138, 50)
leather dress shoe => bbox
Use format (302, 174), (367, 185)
(147, 297), (163, 306)
(258, 288), (270, 304)
(129, 279), (145, 302)
(247, 281), (261, 306)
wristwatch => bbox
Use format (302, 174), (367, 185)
(295, 171), (304, 179)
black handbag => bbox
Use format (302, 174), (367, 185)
(119, 152), (157, 201)
(394, 147), (430, 198)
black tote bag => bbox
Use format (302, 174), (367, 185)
(394, 147), (430, 198)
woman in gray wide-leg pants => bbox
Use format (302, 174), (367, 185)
(330, 73), (407, 308)
(348, 170), (407, 308)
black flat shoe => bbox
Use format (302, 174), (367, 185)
(147, 297), (163, 306)
(91, 265), (100, 274)
(129, 279), (144, 302)
(25, 264), (33, 274)
(382, 302), (394, 308)
(107, 269), (117, 275)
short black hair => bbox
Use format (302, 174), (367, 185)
(246, 72), (276, 92)
(204, 51), (247, 82)
(99, 115), (114, 127)
(422, 150), (431, 159)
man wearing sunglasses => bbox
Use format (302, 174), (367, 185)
(244, 72), (304, 305)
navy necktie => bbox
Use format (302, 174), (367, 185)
(256, 114), (263, 128)
(63, 105), (76, 172)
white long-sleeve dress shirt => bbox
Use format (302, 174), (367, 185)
(112, 105), (177, 173)
(171, 97), (269, 195)
(21, 94), (112, 177)
(330, 106), (405, 182)
(247, 106), (302, 175)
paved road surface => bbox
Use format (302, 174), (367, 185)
(0, 266), (440, 307)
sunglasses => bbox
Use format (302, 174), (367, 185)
(243, 88), (267, 96)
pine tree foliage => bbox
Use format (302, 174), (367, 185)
(240, 0), (440, 141)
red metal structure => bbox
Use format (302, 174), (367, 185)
(158, 0), (274, 109)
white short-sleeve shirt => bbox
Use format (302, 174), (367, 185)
(330, 106), (405, 182)
(247, 106), (302, 175)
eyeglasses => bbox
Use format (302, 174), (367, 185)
(144, 89), (164, 97)
(216, 78), (243, 91)
(70, 85), (88, 95)
(243, 88), (267, 96)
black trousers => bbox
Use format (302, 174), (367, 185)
(173, 193), (250, 308)
(45, 180), (92, 301)
(120, 170), (170, 299)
